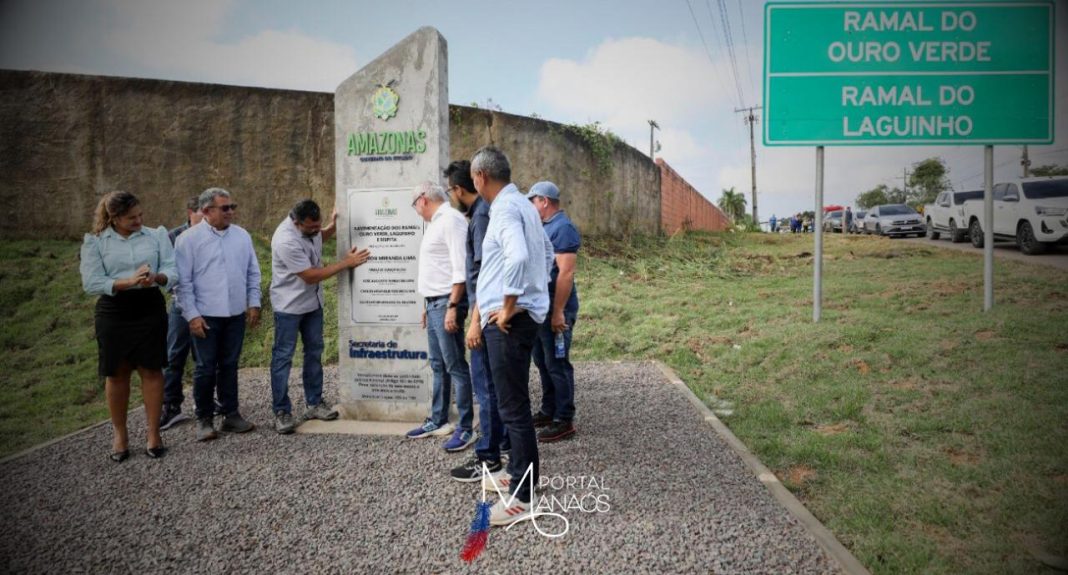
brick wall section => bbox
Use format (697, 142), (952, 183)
(657, 159), (731, 234)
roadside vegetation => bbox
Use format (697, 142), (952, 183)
(1, 231), (1065, 574)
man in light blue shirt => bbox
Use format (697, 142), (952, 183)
(464, 146), (553, 526)
(175, 188), (261, 441)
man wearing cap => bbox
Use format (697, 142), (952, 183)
(269, 199), (370, 434)
(406, 181), (476, 453)
(466, 146), (554, 526)
(527, 181), (581, 442)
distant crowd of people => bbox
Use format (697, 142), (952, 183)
(79, 145), (579, 526)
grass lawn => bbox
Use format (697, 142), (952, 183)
(1, 231), (1065, 574)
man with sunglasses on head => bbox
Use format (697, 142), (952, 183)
(175, 188), (262, 442)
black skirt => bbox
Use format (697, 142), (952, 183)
(94, 288), (167, 377)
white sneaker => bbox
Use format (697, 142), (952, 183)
(489, 497), (533, 526)
(482, 468), (511, 493)
(429, 422), (454, 437)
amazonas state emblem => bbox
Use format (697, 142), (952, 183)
(372, 85), (399, 121)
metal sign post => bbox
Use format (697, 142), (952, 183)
(983, 146), (994, 311)
(814, 146), (825, 322)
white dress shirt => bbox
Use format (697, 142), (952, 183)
(417, 203), (468, 298)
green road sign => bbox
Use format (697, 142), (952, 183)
(763, 2), (1055, 146)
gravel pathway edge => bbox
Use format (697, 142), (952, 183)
(652, 360), (872, 575)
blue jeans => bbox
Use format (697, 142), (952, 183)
(484, 311), (540, 503)
(471, 343), (504, 462)
(270, 307), (325, 414)
(532, 312), (577, 422)
(163, 302), (192, 407)
(190, 314), (246, 419)
(425, 297), (473, 431)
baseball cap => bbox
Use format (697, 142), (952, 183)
(526, 181), (560, 201)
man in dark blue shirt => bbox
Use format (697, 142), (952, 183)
(444, 160), (509, 482)
(527, 181), (580, 442)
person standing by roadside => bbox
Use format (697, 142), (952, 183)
(405, 181), (476, 453)
(159, 196), (203, 431)
(444, 160), (509, 482)
(175, 188), (261, 442)
(466, 146), (554, 525)
(269, 200), (370, 434)
(527, 181), (580, 443)
(80, 191), (176, 461)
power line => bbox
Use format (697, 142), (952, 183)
(736, 0), (756, 99)
(715, 0), (746, 106)
(689, 0), (738, 110)
(696, 0), (739, 109)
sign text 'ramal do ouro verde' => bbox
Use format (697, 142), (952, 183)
(763, 2), (1054, 146)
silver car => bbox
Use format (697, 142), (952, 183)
(862, 204), (926, 237)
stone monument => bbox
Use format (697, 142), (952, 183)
(334, 27), (448, 422)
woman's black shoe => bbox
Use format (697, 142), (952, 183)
(109, 450), (130, 463)
(145, 446), (167, 459)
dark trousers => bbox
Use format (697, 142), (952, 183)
(190, 314), (246, 419)
(532, 312), (577, 422)
(484, 311), (539, 503)
(163, 303), (193, 407)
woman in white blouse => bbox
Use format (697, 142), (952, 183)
(80, 192), (176, 462)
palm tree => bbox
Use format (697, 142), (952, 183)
(718, 187), (747, 223)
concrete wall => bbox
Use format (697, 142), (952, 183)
(0, 70), (335, 239)
(658, 159), (732, 234)
(1, 70), (709, 239)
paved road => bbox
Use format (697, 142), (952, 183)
(902, 236), (1068, 271)
(0, 363), (839, 574)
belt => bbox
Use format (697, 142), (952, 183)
(425, 295), (448, 303)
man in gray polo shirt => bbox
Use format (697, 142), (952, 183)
(269, 199), (370, 434)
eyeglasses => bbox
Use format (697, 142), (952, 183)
(208, 203), (238, 212)
(411, 194), (424, 208)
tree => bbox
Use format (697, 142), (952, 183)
(718, 187), (747, 223)
(908, 157), (950, 205)
(1032, 164), (1068, 176)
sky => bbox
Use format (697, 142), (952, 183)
(1, 0), (1065, 222)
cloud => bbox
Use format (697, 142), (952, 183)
(536, 37), (736, 144)
(104, 0), (359, 91)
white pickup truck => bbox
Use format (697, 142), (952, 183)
(923, 189), (983, 243)
(961, 176), (1068, 254)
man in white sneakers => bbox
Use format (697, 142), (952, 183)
(465, 147), (554, 526)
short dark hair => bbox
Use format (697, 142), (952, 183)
(185, 196), (200, 211)
(444, 160), (476, 194)
(290, 199), (321, 222)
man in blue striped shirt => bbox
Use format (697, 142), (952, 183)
(175, 188), (262, 442)
(465, 146), (554, 526)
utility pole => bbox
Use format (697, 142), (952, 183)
(1021, 145), (1031, 177)
(897, 168), (911, 198)
(648, 120), (660, 159)
(734, 106), (762, 225)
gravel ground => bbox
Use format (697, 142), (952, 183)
(0, 361), (839, 574)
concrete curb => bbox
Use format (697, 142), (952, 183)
(652, 360), (872, 575)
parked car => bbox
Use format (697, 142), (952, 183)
(861, 204), (925, 237)
(961, 176), (1068, 253)
(923, 189), (983, 242)
(822, 210), (844, 233)
(850, 210), (866, 233)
